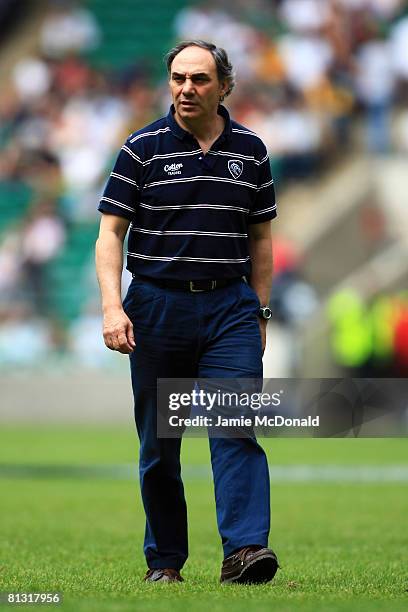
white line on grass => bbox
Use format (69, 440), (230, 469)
(1, 464), (408, 482)
(182, 465), (408, 482)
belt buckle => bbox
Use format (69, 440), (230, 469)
(189, 280), (217, 292)
(189, 280), (204, 292)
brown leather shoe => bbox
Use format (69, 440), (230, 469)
(144, 568), (184, 583)
(220, 545), (279, 584)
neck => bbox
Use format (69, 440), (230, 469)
(175, 109), (224, 143)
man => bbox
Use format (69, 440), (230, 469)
(95, 40), (279, 584)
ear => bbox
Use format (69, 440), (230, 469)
(219, 81), (228, 101)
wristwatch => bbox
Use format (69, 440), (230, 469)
(258, 306), (272, 320)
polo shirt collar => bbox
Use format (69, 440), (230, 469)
(167, 104), (232, 142)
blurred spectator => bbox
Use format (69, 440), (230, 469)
(21, 200), (66, 315)
(40, 0), (101, 58)
(354, 34), (395, 152)
(12, 57), (51, 102)
(393, 293), (408, 376)
(327, 289), (373, 376)
(0, 230), (23, 302)
(327, 289), (408, 377)
(279, 0), (331, 32)
(49, 79), (129, 195)
(174, 3), (260, 79)
(277, 34), (333, 92)
(270, 236), (318, 325)
(390, 15), (408, 83)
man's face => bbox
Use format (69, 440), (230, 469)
(169, 46), (227, 124)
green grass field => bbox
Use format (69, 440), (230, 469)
(0, 427), (407, 612)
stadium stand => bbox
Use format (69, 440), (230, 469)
(86, 0), (193, 77)
(1, 0), (408, 373)
(0, 180), (32, 229)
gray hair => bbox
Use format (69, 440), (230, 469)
(165, 40), (235, 99)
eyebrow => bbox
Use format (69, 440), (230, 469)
(171, 72), (211, 78)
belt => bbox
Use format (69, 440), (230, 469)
(133, 275), (241, 293)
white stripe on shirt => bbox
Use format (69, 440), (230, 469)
(121, 145), (142, 163)
(249, 204), (277, 216)
(139, 202), (249, 213)
(142, 149), (202, 165)
(207, 150), (265, 165)
(141, 149), (269, 167)
(110, 172), (139, 187)
(232, 128), (258, 137)
(144, 175), (258, 190)
(258, 179), (274, 190)
(127, 252), (250, 263)
(100, 196), (135, 213)
(129, 127), (171, 143)
(130, 226), (247, 238)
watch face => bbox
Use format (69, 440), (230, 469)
(260, 307), (272, 320)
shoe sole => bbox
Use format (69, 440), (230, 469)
(221, 552), (279, 585)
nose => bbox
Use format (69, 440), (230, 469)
(181, 77), (194, 97)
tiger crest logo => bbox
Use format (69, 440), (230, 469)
(228, 159), (243, 179)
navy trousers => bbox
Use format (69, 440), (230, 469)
(123, 276), (270, 570)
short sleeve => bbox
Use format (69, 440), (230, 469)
(249, 148), (277, 224)
(98, 139), (142, 221)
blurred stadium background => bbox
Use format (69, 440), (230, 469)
(0, 3), (407, 608)
(1, 0), (408, 411)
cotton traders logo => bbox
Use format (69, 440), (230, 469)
(228, 159), (243, 179)
(164, 162), (183, 176)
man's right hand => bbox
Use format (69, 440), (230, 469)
(102, 307), (136, 354)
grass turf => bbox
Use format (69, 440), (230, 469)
(0, 427), (407, 611)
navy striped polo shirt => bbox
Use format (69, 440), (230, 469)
(98, 104), (277, 280)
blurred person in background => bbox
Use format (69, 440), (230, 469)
(21, 199), (65, 315)
(40, 0), (101, 59)
(264, 235), (318, 377)
(327, 289), (408, 377)
(354, 27), (395, 153)
(393, 292), (408, 376)
(96, 40), (279, 585)
(0, 229), (24, 304)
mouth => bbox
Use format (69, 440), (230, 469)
(180, 101), (197, 108)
